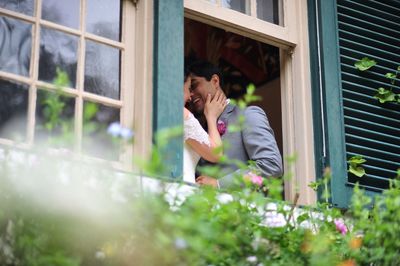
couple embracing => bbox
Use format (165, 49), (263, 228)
(183, 60), (283, 189)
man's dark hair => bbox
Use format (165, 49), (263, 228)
(187, 60), (224, 87)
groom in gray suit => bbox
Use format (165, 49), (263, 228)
(188, 61), (283, 189)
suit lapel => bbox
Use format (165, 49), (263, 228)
(219, 103), (235, 122)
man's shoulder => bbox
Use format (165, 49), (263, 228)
(243, 105), (266, 117)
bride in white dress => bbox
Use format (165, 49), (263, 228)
(183, 74), (226, 183)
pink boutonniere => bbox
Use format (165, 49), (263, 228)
(217, 120), (227, 136)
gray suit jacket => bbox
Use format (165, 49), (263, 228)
(198, 103), (283, 188)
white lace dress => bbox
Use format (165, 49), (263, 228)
(183, 113), (210, 183)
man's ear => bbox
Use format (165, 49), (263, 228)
(211, 74), (220, 89)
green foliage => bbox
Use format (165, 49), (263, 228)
(350, 180), (400, 265)
(354, 57), (376, 71)
(374, 87), (396, 103)
(1, 72), (399, 266)
(347, 155), (366, 178)
(355, 58), (400, 105)
(374, 68), (399, 104)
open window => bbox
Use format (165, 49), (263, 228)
(183, 0), (315, 204)
(184, 18), (283, 160)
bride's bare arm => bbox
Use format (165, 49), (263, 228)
(184, 92), (226, 162)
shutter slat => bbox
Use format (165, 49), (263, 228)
(337, 4), (400, 33)
(345, 133), (399, 154)
(346, 143), (400, 167)
(343, 104), (399, 126)
(339, 38), (400, 62)
(339, 29), (399, 53)
(369, 0), (400, 12)
(340, 55), (399, 77)
(339, 0), (400, 23)
(340, 47), (400, 68)
(343, 90), (400, 117)
(338, 21), (399, 48)
(345, 124), (400, 147)
(347, 152), (399, 172)
(337, 12), (400, 41)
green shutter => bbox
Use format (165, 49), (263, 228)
(337, 0), (400, 191)
(309, 0), (400, 208)
(153, 0), (184, 178)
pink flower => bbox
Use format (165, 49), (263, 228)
(217, 120), (227, 136)
(334, 219), (348, 235)
(245, 172), (263, 186)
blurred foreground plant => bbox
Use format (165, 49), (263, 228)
(1, 78), (399, 266)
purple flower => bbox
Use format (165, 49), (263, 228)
(217, 120), (227, 136)
(334, 219), (348, 235)
(107, 122), (121, 137)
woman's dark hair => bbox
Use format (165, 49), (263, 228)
(187, 60), (224, 87)
(184, 67), (190, 82)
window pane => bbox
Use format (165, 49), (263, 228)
(84, 41), (120, 100)
(0, 79), (28, 142)
(41, 0), (80, 29)
(0, 0), (34, 16)
(257, 0), (282, 25)
(0, 16), (32, 77)
(39, 27), (78, 87)
(82, 102), (120, 160)
(86, 0), (121, 41)
(222, 0), (249, 15)
(35, 89), (75, 149)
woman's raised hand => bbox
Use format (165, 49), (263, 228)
(204, 90), (227, 122)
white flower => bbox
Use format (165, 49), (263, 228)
(246, 256), (258, 263)
(95, 251), (106, 260)
(174, 238), (188, 249)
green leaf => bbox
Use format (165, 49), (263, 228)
(349, 164), (366, 178)
(83, 102), (98, 121)
(53, 67), (70, 87)
(296, 213), (310, 224)
(348, 155), (366, 164)
(397, 66), (400, 71)
(385, 73), (396, 79)
(374, 88), (396, 103)
(308, 181), (321, 191)
(246, 83), (256, 95)
(354, 57), (376, 71)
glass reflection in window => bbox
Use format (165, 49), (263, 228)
(222, 0), (249, 15)
(82, 102), (120, 160)
(0, 79), (28, 142)
(41, 0), (80, 29)
(0, 16), (32, 77)
(0, 0), (34, 16)
(257, 0), (282, 25)
(38, 27), (78, 87)
(86, 0), (121, 41)
(84, 40), (120, 100)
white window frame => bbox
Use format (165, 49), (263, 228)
(184, 0), (316, 205)
(0, 0), (153, 170)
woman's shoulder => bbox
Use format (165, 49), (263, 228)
(184, 107), (194, 120)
